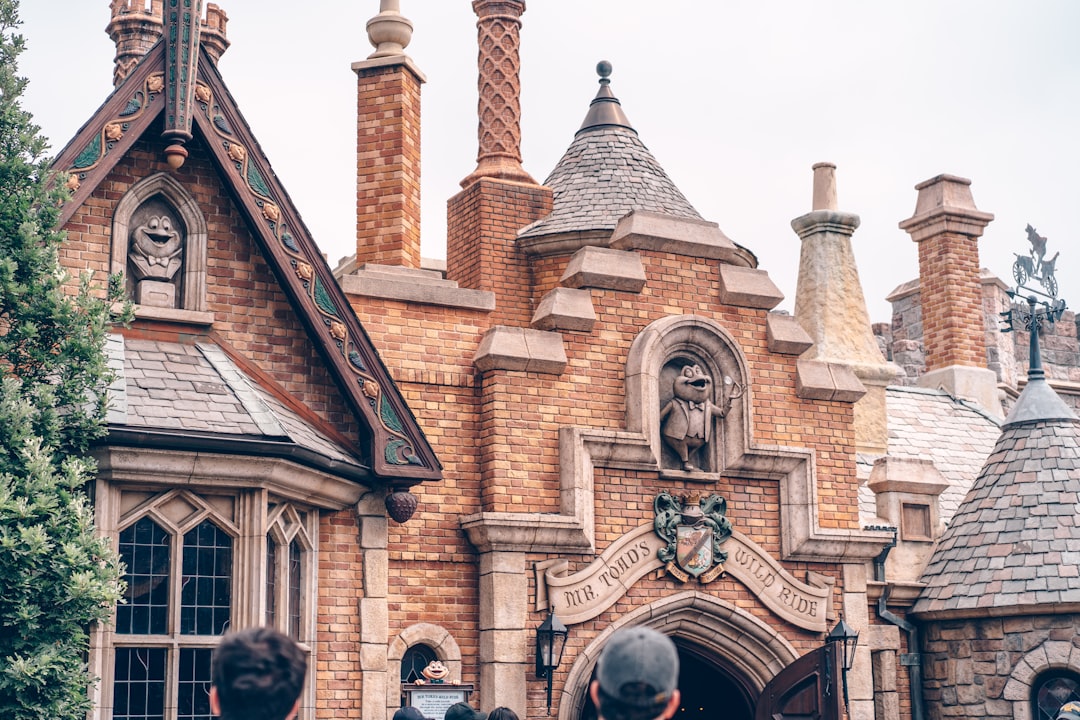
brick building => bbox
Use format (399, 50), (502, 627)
(50, 2), (1078, 720)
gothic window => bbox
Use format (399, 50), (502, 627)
(113, 508), (235, 720)
(265, 504), (314, 643)
(1034, 671), (1080, 720)
(400, 644), (438, 683)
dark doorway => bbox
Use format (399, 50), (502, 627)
(677, 643), (754, 720)
(578, 641), (754, 720)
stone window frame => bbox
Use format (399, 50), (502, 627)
(1004, 640), (1080, 720)
(387, 623), (464, 712)
(111, 171), (209, 318)
(86, 452), (344, 720)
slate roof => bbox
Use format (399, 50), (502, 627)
(106, 334), (361, 469)
(518, 76), (702, 241)
(857, 386), (1001, 525)
(911, 417), (1080, 617)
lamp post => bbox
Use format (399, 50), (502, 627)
(535, 609), (568, 715)
(827, 617), (859, 711)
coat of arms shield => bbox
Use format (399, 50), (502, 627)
(676, 523), (713, 578)
(654, 491), (732, 584)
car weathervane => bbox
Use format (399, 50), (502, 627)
(1001, 225), (1068, 364)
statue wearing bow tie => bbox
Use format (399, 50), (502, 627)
(659, 364), (741, 471)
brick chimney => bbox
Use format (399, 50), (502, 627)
(445, 0), (551, 324)
(899, 174), (1000, 413)
(107, 1), (229, 87)
(351, 0), (424, 269)
(792, 163), (898, 454)
(107, 0), (163, 86)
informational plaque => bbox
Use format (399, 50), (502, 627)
(402, 684), (473, 720)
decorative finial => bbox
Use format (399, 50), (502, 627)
(366, 0), (413, 59)
(597, 60), (613, 83)
(578, 60), (634, 134)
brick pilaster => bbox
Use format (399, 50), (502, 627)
(446, 178), (552, 326)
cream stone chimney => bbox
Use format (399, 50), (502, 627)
(792, 163), (899, 454)
(350, 0), (425, 268)
(898, 174), (999, 414)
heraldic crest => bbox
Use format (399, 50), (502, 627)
(654, 491), (733, 583)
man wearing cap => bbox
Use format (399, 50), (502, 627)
(590, 626), (681, 720)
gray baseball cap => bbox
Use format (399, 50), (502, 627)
(595, 627), (679, 720)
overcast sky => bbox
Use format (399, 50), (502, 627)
(19, 1), (1080, 321)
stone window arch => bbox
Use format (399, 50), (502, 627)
(1004, 639), (1080, 720)
(387, 623), (464, 711)
(625, 314), (751, 476)
(111, 172), (208, 314)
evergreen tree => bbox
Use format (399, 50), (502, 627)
(0, 2), (128, 719)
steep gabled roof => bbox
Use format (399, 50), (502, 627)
(52, 43), (440, 485)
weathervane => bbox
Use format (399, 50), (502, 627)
(1001, 225), (1068, 378)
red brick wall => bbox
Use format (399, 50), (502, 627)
(917, 232), (986, 370)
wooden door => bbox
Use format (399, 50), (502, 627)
(755, 644), (843, 720)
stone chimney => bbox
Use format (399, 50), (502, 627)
(899, 174), (1000, 413)
(445, 0), (551, 324)
(107, 0), (163, 86)
(460, 0), (535, 187)
(107, 1), (229, 87)
(351, 0), (424, 268)
(792, 163), (899, 454)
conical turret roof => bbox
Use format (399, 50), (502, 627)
(518, 62), (702, 241)
(913, 325), (1080, 618)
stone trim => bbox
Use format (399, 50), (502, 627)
(559, 246), (646, 292)
(112, 171), (209, 314)
(766, 312), (814, 355)
(795, 359), (867, 403)
(337, 264), (496, 311)
(473, 326), (567, 374)
(717, 265), (784, 309)
(531, 288), (596, 332)
(556, 592), (799, 719)
(386, 625), (463, 713)
(608, 210), (747, 265)
(1003, 639), (1080, 720)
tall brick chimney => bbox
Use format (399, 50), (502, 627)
(445, 0), (551, 324)
(792, 163), (898, 454)
(899, 174), (1000, 413)
(351, 0), (424, 268)
(107, 0), (229, 87)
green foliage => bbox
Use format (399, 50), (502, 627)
(0, 2), (127, 719)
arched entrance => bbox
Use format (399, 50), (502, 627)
(560, 592), (797, 720)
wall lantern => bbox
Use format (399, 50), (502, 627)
(535, 609), (568, 714)
(826, 617), (859, 709)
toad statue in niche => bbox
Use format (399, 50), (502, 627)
(659, 363), (742, 472)
(128, 199), (184, 308)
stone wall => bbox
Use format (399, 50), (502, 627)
(921, 613), (1080, 720)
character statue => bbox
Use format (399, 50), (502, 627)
(659, 364), (741, 471)
(414, 659), (450, 685)
(129, 213), (183, 281)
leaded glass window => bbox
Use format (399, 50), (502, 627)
(1034, 672), (1080, 720)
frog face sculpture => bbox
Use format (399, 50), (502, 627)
(673, 364), (712, 404)
(419, 659), (449, 684)
(130, 213), (183, 281)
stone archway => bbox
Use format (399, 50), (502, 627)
(557, 591), (798, 720)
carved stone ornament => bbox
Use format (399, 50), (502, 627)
(659, 362), (743, 471)
(654, 491), (733, 583)
(129, 202), (184, 282)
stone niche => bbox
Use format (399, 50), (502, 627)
(112, 172), (208, 313)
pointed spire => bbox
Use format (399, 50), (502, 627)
(1003, 294), (1077, 427)
(578, 61), (634, 135)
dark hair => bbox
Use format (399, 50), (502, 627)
(212, 627), (308, 720)
(487, 708), (520, 720)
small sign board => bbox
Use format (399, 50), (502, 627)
(402, 684), (473, 720)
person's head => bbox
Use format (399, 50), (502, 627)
(392, 708), (425, 720)
(1057, 702), (1080, 720)
(487, 708), (519, 720)
(444, 702), (486, 720)
(210, 627), (307, 720)
(590, 627), (680, 720)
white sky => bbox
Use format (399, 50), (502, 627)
(19, 1), (1080, 321)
